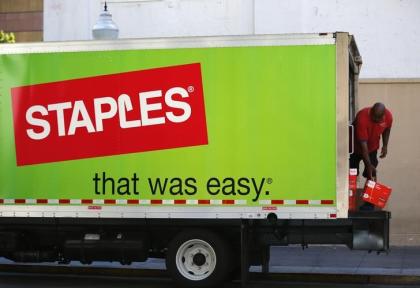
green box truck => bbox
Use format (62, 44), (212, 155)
(0, 32), (389, 287)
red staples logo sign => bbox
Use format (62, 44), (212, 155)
(12, 63), (208, 166)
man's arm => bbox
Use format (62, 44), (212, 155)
(360, 140), (376, 180)
(380, 127), (391, 158)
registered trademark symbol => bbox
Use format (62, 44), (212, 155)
(188, 86), (195, 93)
(267, 178), (273, 184)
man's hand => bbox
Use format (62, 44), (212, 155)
(366, 164), (377, 181)
(380, 146), (388, 158)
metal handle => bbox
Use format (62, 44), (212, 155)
(349, 124), (354, 155)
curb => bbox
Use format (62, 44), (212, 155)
(0, 264), (168, 278)
(252, 272), (420, 286)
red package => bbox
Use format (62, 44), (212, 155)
(362, 180), (392, 208)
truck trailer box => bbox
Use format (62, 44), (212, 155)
(1, 33), (346, 219)
(0, 33), (390, 287)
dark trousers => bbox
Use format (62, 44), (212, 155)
(349, 150), (378, 178)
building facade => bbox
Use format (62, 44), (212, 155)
(0, 0), (43, 42)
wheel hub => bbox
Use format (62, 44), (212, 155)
(193, 252), (206, 266)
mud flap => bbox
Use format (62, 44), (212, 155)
(350, 211), (390, 251)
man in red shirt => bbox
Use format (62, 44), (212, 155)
(350, 102), (393, 181)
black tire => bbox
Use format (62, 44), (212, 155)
(166, 229), (231, 288)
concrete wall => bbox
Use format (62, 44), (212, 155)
(44, 0), (420, 78)
(359, 80), (420, 245)
(43, 0), (254, 40)
(255, 0), (420, 78)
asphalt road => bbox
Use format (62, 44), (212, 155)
(1, 245), (419, 287)
(0, 273), (415, 288)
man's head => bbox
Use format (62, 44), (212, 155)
(370, 102), (386, 123)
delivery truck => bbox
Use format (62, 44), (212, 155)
(0, 32), (390, 287)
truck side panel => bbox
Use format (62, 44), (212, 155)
(0, 35), (338, 219)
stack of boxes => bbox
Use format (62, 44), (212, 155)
(348, 168), (358, 211)
(349, 168), (392, 210)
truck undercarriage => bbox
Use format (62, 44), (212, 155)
(0, 211), (390, 286)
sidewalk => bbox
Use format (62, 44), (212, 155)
(253, 245), (420, 276)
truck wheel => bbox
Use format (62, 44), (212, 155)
(166, 230), (231, 287)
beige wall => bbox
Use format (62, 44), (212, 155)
(359, 79), (420, 246)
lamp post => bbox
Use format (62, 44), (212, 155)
(92, 1), (119, 40)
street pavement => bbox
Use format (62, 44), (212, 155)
(0, 245), (419, 287)
(0, 272), (416, 288)
(259, 245), (420, 276)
